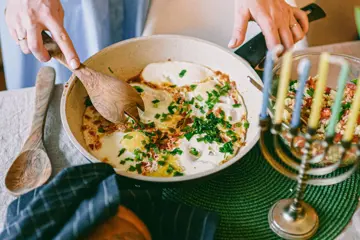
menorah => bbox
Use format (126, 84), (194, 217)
(255, 47), (360, 239)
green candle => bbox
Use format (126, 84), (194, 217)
(326, 57), (349, 137)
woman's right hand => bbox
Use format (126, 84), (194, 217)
(5, 0), (80, 69)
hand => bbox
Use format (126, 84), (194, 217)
(228, 0), (309, 50)
(5, 0), (80, 69)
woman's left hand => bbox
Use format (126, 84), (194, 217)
(228, 0), (309, 50)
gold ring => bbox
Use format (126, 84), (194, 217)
(18, 36), (27, 41)
(290, 23), (298, 29)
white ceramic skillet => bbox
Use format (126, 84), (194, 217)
(60, 35), (263, 183)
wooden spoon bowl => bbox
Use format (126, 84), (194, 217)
(5, 149), (51, 196)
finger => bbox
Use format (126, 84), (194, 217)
(293, 8), (309, 34)
(279, 26), (294, 49)
(16, 26), (30, 54)
(9, 28), (19, 45)
(27, 26), (51, 62)
(290, 17), (305, 43)
(253, 14), (281, 49)
(229, 10), (250, 48)
(45, 19), (80, 69)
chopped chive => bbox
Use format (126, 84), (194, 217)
(233, 103), (241, 108)
(124, 158), (134, 162)
(169, 148), (183, 155)
(128, 166), (136, 172)
(166, 164), (175, 174)
(133, 86), (144, 93)
(136, 163), (142, 174)
(168, 105), (177, 114)
(306, 88), (314, 97)
(179, 69), (187, 78)
(244, 121), (250, 129)
(120, 160), (126, 165)
(155, 113), (161, 119)
(228, 116), (233, 121)
(158, 161), (166, 166)
(190, 85), (197, 91)
(219, 141), (234, 154)
(152, 99), (160, 104)
(196, 95), (204, 101)
(118, 148), (126, 157)
(351, 79), (358, 84)
(98, 127), (105, 133)
(189, 147), (199, 156)
(84, 96), (93, 107)
(108, 67), (114, 73)
(123, 135), (133, 140)
(174, 171), (184, 177)
(169, 85), (177, 88)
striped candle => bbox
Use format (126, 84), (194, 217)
(274, 51), (293, 125)
(342, 74), (360, 142)
(308, 53), (330, 129)
(326, 57), (349, 137)
(290, 58), (310, 129)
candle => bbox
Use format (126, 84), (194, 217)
(290, 58), (310, 129)
(260, 45), (284, 120)
(274, 50), (293, 125)
(326, 57), (349, 137)
(342, 74), (360, 142)
(308, 52), (330, 129)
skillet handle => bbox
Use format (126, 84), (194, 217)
(234, 3), (326, 68)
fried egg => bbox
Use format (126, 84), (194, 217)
(82, 61), (248, 177)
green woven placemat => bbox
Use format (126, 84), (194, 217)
(163, 143), (360, 239)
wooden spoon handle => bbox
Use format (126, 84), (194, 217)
(42, 31), (72, 70)
(23, 67), (56, 150)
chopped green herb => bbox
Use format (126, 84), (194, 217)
(179, 69), (187, 78)
(108, 67), (114, 74)
(219, 110), (225, 118)
(123, 135), (133, 140)
(141, 140), (147, 145)
(351, 79), (358, 85)
(196, 95), (204, 101)
(184, 132), (195, 141)
(189, 147), (199, 156)
(84, 96), (93, 107)
(152, 99), (160, 104)
(343, 102), (351, 110)
(235, 122), (242, 128)
(133, 86), (144, 93)
(173, 171), (184, 177)
(244, 121), (250, 129)
(169, 148), (183, 155)
(124, 158), (134, 162)
(228, 116), (233, 121)
(128, 166), (136, 172)
(161, 155), (168, 161)
(233, 103), (241, 108)
(148, 157), (154, 162)
(136, 163), (142, 174)
(166, 164), (175, 174)
(158, 161), (166, 166)
(155, 113), (161, 119)
(199, 106), (206, 114)
(169, 128), (176, 133)
(160, 113), (169, 122)
(190, 85), (197, 91)
(306, 88), (314, 97)
(118, 148), (126, 157)
(219, 141), (234, 154)
(226, 130), (235, 136)
(169, 85), (177, 88)
(98, 127), (105, 133)
(120, 160), (126, 165)
(147, 122), (155, 128)
(168, 104), (178, 114)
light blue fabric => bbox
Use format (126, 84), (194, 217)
(0, 0), (149, 90)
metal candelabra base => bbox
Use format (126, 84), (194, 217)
(268, 199), (319, 240)
(259, 117), (359, 240)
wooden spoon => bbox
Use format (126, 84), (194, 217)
(42, 32), (145, 124)
(5, 67), (55, 196)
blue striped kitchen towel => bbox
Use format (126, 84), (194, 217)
(0, 163), (219, 240)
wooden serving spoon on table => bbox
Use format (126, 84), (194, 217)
(248, 76), (308, 125)
(5, 67), (55, 196)
(42, 32), (145, 123)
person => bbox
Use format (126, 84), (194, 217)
(1, 0), (308, 90)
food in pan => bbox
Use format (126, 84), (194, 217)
(82, 61), (249, 177)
